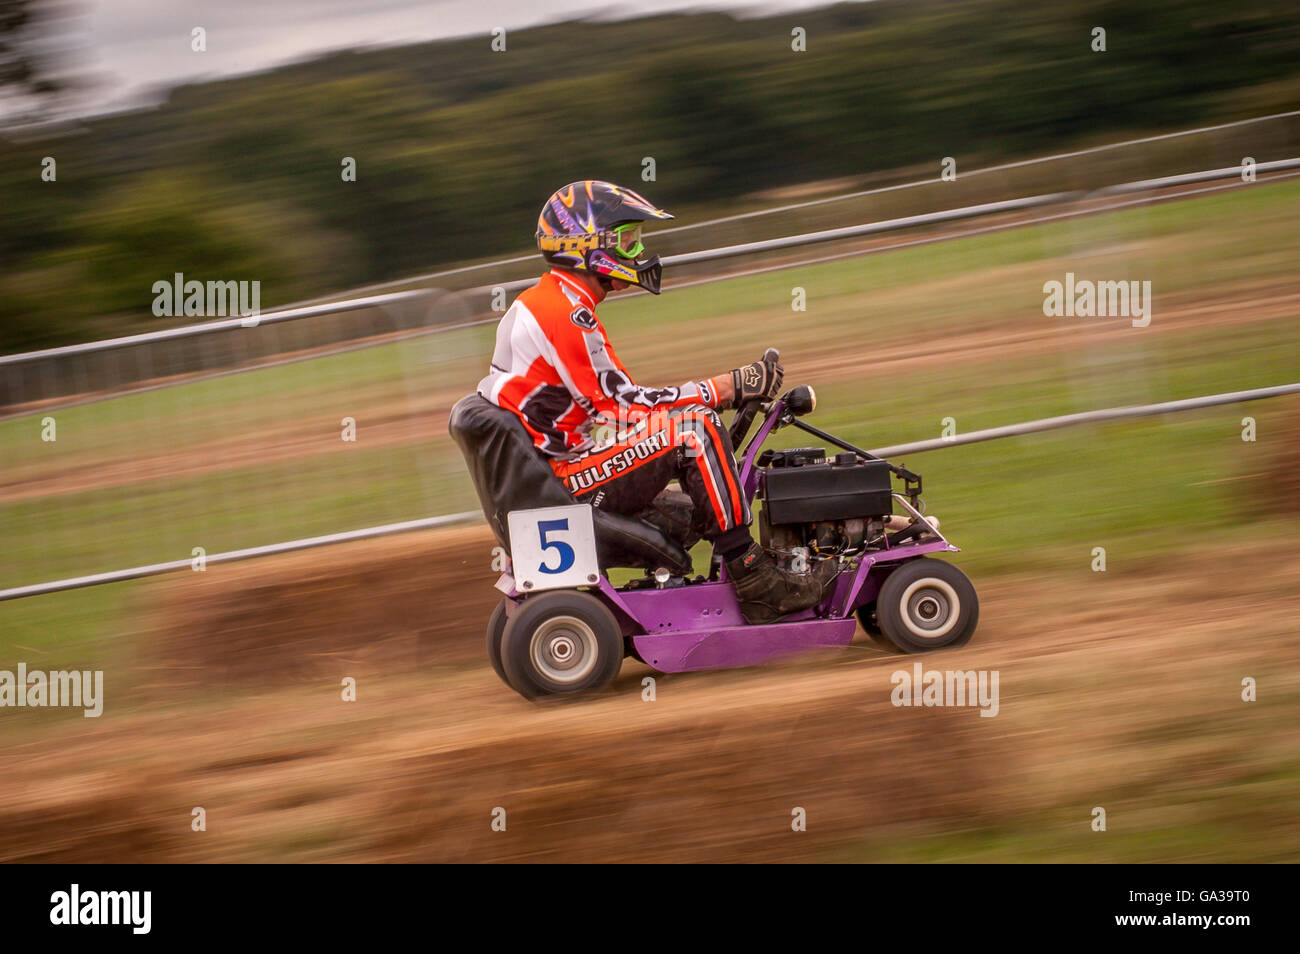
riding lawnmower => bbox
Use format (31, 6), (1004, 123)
(450, 351), (978, 699)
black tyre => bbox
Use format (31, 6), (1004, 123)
(854, 602), (898, 651)
(500, 590), (624, 699)
(875, 558), (978, 653)
(486, 600), (510, 687)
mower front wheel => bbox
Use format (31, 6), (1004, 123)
(874, 558), (978, 653)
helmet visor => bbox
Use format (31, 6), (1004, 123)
(610, 222), (645, 259)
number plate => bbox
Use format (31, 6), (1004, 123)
(507, 504), (599, 592)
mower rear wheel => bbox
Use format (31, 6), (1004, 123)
(486, 600), (510, 687)
(500, 590), (623, 699)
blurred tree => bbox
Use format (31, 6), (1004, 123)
(0, 0), (83, 124)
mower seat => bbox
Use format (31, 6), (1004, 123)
(448, 394), (694, 576)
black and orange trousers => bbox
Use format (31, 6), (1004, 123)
(551, 404), (750, 539)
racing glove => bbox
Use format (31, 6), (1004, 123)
(729, 356), (784, 408)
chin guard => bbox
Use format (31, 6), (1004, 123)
(633, 256), (663, 295)
(586, 250), (664, 294)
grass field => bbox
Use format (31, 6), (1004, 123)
(2, 525), (1296, 863)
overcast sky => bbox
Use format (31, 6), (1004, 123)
(73, 0), (833, 115)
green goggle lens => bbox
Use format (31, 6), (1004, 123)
(610, 223), (645, 259)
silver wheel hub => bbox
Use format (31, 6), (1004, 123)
(898, 577), (961, 640)
(530, 615), (599, 684)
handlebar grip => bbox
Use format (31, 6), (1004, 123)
(729, 402), (759, 449)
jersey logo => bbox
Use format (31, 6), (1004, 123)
(570, 306), (598, 330)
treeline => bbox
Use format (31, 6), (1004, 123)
(2, 0), (1299, 351)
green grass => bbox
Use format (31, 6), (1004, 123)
(0, 323), (495, 469)
(825, 816), (1289, 863)
(0, 580), (145, 669)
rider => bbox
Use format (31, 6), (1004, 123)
(478, 180), (834, 624)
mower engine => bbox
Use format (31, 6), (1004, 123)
(757, 447), (895, 565)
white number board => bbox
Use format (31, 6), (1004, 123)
(506, 504), (600, 592)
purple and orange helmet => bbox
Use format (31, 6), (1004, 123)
(536, 180), (674, 294)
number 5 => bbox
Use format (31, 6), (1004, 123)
(537, 519), (575, 574)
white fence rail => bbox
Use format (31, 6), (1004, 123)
(870, 383), (1300, 457)
(2, 382), (1295, 602)
(0, 512), (481, 601)
(0, 290), (432, 368)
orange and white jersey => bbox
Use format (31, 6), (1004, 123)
(478, 269), (722, 459)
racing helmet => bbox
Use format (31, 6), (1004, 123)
(536, 180), (674, 294)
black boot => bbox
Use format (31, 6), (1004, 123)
(725, 541), (838, 625)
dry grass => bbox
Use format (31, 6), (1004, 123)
(1, 527), (1296, 862)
